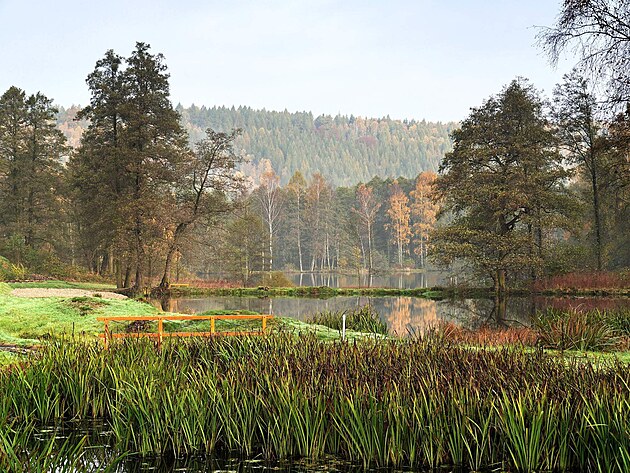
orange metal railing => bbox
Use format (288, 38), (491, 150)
(96, 314), (273, 348)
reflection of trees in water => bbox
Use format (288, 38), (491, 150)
(161, 295), (592, 330)
(288, 271), (448, 289)
(435, 296), (534, 330)
(436, 298), (494, 329)
(384, 297), (438, 336)
(385, 297), (411, 336)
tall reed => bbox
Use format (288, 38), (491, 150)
(307, 305), (388, 334)
(534, 308), (628, 351)
(1, 335), (628, 471)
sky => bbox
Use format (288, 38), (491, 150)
(0, 0), (573, 122)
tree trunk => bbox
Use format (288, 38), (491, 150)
(268, 219), (273, 272)
(124, 264), (131, 288)
(108, 248), (114, 276)
(367, 222), (373, 273)
(160, 245), (177, 288)
(116, 258), (123, 288)
(591, 167), (603, 271)
(297, 196), (303, 272)
(420, 236), (424, 269)
(495, 269), (506, 294)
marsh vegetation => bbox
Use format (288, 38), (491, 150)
(1, 334), (629, 471)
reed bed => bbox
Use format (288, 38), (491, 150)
(434, 308), (630, 352)
(1, 335), (629, 472)
(306, 305), (388, 335)
(533, 270), (630, 291)
(534, 308), (630, 351)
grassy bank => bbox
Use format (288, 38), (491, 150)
(7, 280), (117, 291)
(169, 285), (445, 298)
(0, 282), (158, 346)
(1, 336), (629, 471)
(0, 283), (376, 347)
(168, 284), (630, 299)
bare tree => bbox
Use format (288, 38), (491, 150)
(256, 160), (282, 272)
(353, 184), (381, 273)
(159, 128), (245, 288)
(538, 0), (630, 106)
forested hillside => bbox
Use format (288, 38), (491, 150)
(57, 105), (456, 186)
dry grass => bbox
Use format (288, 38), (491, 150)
(534, 271), (630, 291)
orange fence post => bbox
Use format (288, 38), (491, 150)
(98, 314), (273, 344)
(104, 320), (110, 350)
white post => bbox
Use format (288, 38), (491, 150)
(342, 313), (346, 341)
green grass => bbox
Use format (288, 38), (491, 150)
(534, 308), (630, 351)
(0, 283), (378, 348)
(0, 351), (22, 366)
(0, 282), (158, 345)
(170, 285), (440, 298)
(307, 305), (388, 335)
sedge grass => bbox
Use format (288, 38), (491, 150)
(0, 334), (628, 471)
(306, 305), (388, 335)
(534, 308), (629, 351)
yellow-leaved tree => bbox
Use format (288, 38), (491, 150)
(386, 181), (412, 267)
(410, 171), (439, 268)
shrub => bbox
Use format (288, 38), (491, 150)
(533, 271), (630, 291)
(0, 257), (28, 282)
(307, 305), (388, 335)
(261, 271), (294, 288)
(533, 309), (623, 351)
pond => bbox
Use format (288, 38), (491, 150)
(28, 421), (435, 472)
(285, 271), (451, 289)
(160, 294), (630, 335)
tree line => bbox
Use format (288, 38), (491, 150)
(56, 103), (457, 187)
(183, 166), (441, 284)
(1, 0), (629, 293)
(1, 43), (245, 291)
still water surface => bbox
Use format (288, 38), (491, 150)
(286, 271), (449, 289)
(163, 294), (630, 335)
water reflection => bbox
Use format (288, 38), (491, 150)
(154, 296), (630, 336)
(161, 294), (629, 335)
(36, 421), (426, 472)
(287, 271), (448, 289)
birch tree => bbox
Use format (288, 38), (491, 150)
(386, 181), (412, 267)
(410, 171), (439, 268)
(256, 160), (282, 271)
(354, 183), (380, 272)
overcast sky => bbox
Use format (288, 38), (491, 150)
(0, 0), (573, 122)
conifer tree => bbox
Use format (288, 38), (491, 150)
(0, 87), (66, 260)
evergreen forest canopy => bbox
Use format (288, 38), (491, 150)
(56, 104), (456, 187)
(1, 0), (630, 293)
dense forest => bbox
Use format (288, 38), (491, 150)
(2, 0), (630, 293)
(56, 104), (456, 187)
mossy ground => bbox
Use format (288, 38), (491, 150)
(0, 282), (158, 345)
(0, 282), (375, 352)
